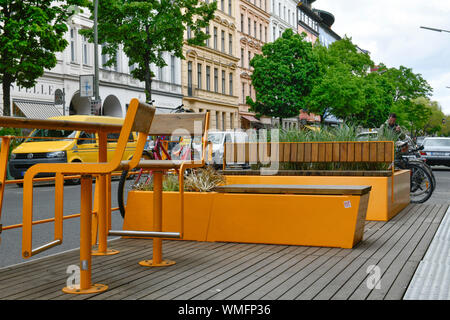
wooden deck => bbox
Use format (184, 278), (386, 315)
(0, 202), (448, 300)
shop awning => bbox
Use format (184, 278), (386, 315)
(13, 99), (62, 119)
(241, 115), (261, 123)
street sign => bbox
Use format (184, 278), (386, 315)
(80, 75), (94, 97)
(90, 99), (102, 116)
(54, 89), (65, 105)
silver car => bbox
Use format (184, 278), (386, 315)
(421, 137), (450, 166)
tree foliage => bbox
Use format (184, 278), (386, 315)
(247, 29), (320, 121)
(0, 0), (88, 116)
(81, 0), (216, 102)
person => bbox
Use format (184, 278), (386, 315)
(379, 113), (406, 140)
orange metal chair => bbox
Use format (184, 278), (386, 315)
(21, 98), (156, 294)
(109, 112), (210, 268)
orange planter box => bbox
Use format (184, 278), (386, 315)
(224, 170), (410, 221)
(123, 189), (370, 249)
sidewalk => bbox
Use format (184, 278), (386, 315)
(404, 205), (450, 299)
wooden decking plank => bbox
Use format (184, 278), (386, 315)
(260, 249), (336, 300)
(140, 245), (289, 300)
(279, 255), (346, 300)
(64, 241), (242, 301)
(365, 204), (444, 300)
(97, 243), (268, 300)
(329, 204), (430, 300)
(244, 254), (322, 300)
(0, 238), (193, 295)
(223, 247), (314, 300)
(385, 204), (449, 300)
(312, 204), (421, 300)
(20, 240), (222, 301)
(0, 236), (144, 282)
(189, 246), (304, 300)
(350, 204), (441, 300)
(2, 239), (203, 300)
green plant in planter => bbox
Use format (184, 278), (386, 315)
(130, 167), (226, 192)
(184, 166), (226, 192)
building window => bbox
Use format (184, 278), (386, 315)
(222, 70), (226, 94)
(214, 68), (218, 93)
(248, 18), (251, 36)
(206, 66), (211, 91)
(228, 0), (232, 15)
(70, 27), (76, 62)
(221, 30), (225, 52)
(171, 55), (176, 84)
(187, 61), (193, 96)
(241, 48), (244, 67)
(241, 14), (244, 32)
(229, 73), (233, 96)
(214, 27), (218, 50)
(221, 0), (224, 11)
(206, 26), (210, 47)
(197, 63), (202, 89)
(260, 23), (262, 40)
(254, 21), (257, 38)
(242, 83), (246, 104)
(222, 112), (225, 130)
(229, 33), (233, 55)
(187, 26), (191, 39)
(248, 51), (251, 67)
(82, 34), (88, 65)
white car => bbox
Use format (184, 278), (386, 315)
(193, 131), (249, 168)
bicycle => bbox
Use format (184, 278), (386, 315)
(394, 139), (435, 204)
(117, 104), (194, 218)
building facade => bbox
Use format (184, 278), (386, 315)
(0, 9), (183, 119)
(297, 0), (321, 43)
(181, 0), (240, 131)
(314, 9), (341, 48)
(236, 0), (271, 129)
(269, 0), (299, 42)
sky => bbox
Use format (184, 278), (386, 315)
(316, 0), (450, 115)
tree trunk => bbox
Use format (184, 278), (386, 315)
(2, 77), (11, 116)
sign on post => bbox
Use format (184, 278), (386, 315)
(80, 75), (94, 97)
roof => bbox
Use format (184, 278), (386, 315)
(13, 99), (62, 119)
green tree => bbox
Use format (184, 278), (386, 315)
(0, 0), (88, 116)
(81, 0), (216, 103)
(247, 29), (320, 123)
(422, 99), (445, 135)
(391, 97), (432, 138)
(307, 37), (375, 125)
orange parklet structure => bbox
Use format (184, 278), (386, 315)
(14, 99), (156, 294)
(109, 111), (211, 267)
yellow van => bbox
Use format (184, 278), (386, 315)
(8, 115), (137, 183)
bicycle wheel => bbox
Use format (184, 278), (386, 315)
(118, 169), (154, 218)
(409, 160), (436, 192)
(408, 163), (434, 204)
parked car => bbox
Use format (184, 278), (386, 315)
(420, 137), (450, 166)
(193, 130), (249, 168)
(356, 130), (378, 141)
(415, 136), (425, 146)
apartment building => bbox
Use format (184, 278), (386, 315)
(181, 0), (240, 131)
(269, 0), (299, 42)
(236, 0), (271, 129)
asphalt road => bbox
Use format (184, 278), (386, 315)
(0, 167), (449, 270)
(0, 178), (133, 270)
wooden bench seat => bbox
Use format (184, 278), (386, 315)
(215, 184), (372, 196)
(220, 169), (394, 177)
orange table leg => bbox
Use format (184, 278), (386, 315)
(92, 132), (119, 256)
(139, 171), (175, 267)
(63, 176), (108, 294)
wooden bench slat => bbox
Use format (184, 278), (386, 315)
(215, 184), (372, 196)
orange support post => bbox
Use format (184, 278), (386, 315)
(63, 176), (108, 294)
(139, 171), (175, 267)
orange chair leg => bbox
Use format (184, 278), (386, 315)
(63, 176), (108, 294)
(139, 171), (175, 267)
